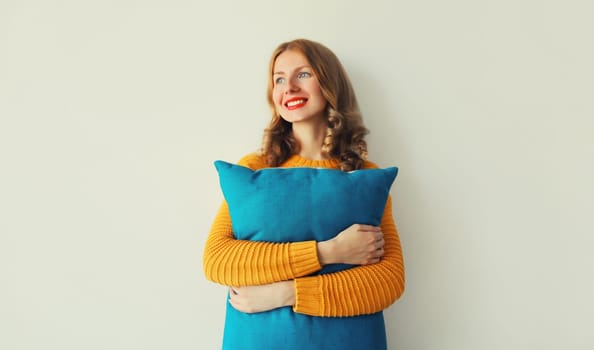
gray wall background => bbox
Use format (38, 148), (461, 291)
(2, 0), (592, 349)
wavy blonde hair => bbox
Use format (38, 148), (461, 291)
(261, 39), (369, 171)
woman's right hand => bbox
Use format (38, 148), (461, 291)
(317, 224), (385, 266)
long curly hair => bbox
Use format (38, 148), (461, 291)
(261, 39), (369, 171)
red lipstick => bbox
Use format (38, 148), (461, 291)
(284, 97), (308, 110)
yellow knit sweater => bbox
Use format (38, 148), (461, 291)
(203, 153), (405, 317)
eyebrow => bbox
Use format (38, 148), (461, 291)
(273, 65), (312, 75)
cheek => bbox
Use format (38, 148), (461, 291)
(272, 89), (283, 106)
(310, 82), (324, 98)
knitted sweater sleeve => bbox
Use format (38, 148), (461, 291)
(293, 195), (406, 317)
(203, 201), (323, 285)
(202, 154), (323, 286)
(203, 154), (405, 317)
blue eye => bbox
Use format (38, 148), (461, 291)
(275, 77), (285, 84)
(297, 72), (312, 79)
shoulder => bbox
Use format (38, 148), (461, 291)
(237, 153), (268, 170)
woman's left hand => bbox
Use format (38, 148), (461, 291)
(229, 281), (295, 314)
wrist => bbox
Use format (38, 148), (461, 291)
(280, 280), (296, 307)
(317, 240), (337, 265)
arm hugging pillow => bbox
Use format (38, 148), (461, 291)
(214, 160), (398, 350)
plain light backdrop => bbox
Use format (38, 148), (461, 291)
(2, 0), (592, 349)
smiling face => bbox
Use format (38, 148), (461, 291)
(271, 49), (327, 124)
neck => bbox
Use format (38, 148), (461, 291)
(292, 117), (328, 160)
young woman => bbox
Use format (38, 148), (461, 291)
(203, 38), (405, 349)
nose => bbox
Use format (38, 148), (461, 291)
(284, 77), (300, 94)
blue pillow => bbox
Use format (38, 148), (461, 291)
(214, 160), (398, 350)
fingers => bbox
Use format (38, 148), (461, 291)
(334, 224), (385, 265)
(355, 224), (381, 232)
(228, 294), (246, 312)
(373, 247), (384, 258)
(364, 230), (383, 247)
(367, 240), (385, 264)
(356, 224), (383, 237)
(357, 244), (384, 265)
(369, 257), (381, 264)
(229, 288), (249, 312)
(362, 254), (382, 265)
(374, 237), (385, 250)
(360, 225), (384, 263)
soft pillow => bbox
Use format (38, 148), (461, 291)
(214, 160), (398, 350)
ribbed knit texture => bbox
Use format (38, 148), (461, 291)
(203, 153), (405, 317)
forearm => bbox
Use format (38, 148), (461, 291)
(203, 202), (322, 286)
(316, 240), (335, 265)
(294, 197), (406, 317)
(294, 254), (404, 316)
(242, 229), (403, 317)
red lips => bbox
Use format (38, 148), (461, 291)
(284, 97), (308, 110)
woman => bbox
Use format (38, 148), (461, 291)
(203, 38), (405, 349)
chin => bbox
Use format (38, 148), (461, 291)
(282, 116), (311, 124)
(283, 112), (325, 124)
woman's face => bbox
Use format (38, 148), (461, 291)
(271, 49), (327, 124)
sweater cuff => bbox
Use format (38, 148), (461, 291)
(293, 276), (323, 316)
(289, 241), (322, 277)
